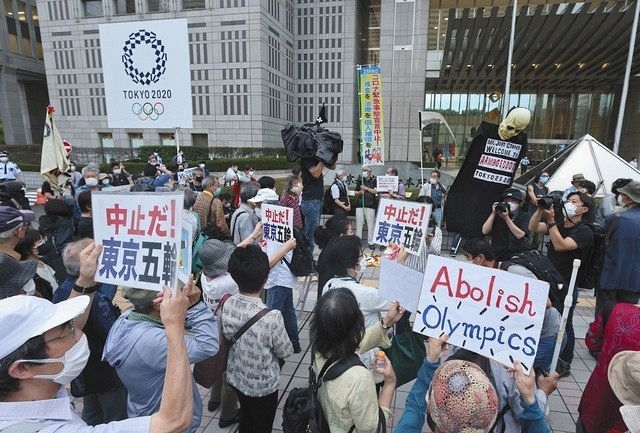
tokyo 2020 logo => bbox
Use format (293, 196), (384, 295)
(121, 30), (167, 85)
(131, 102), (165, 121)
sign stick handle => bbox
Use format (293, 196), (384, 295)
(550, 258), (581, 374)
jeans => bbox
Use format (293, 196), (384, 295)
(534, 334), (567, 373)
(210, 372), (239, 420)
(301, 198), (322, 252)
(355, 207), (376, 244)
(266, 286), (299, 345)
(81, 385), (128, 426)
(559, 286), (579, 365)
(234, 389), (278, 433)
(433, 207), (443, 227)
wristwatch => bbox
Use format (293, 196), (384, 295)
(72, 283), (100, 294)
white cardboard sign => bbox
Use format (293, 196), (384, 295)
(372, 198), (431, 256)
(376, 175), (399, 192)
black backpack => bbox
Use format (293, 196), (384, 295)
(283, 354), (384, 433)
(575, 221), (607, 290)
(500, 249), (567, 312)
(322, 185), (334, 215)
(283, 227), (316, 277)
(130, 177), (155, 192)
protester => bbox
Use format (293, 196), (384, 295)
(594, 178), (632, 226)
(354, 166), (378, 248)
(578, 302), (640, 433)
(0, 250), (36, 298)
(300, 154), (328, 252)
(311, 288), (403, 432)
(596, 180), (640, 313)
(525, 171), (550, 211)
(41, 168), (72, 200)
(75, 163), (101, 197)
(54, 239), (126, 425)
(15, 228), (58, 299)
(529, 191), (595, 378)
(225, 163), (238, 186)
(75, 190), (94, 239)
(103, 278), (218, 433)
(0, 242), (195, 433)
(0, 180), (30, 210)
(198, 160), (210, 177)
(188, 167), (205, 192)
(223, 245), (294, 433)
(395, 334), (555, 433)
(229, 182), (260, 244)
(561, 173), (587, 202)
(134, 163), (172, 190)
(234, 165), (256, 208)
(258, 176), (276, 190)
(0, 150), (22, 182)
(193, 176), (230, 239)
(481, 187), (531, 261)
(380, 166), (406, 200)
(418, 170), (447, 226)
(0, 207), (36, 297)
(315, 217), (353, 296)
(152, 148), (163, 165)
(520, 155), (530, 175)
(67, 161), (83, 188)
(329, 168), (351, 219)
(279, 174), (303, 229)
(247, 187), (279, 222)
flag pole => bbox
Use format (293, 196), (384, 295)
(503, 0), (517, 113)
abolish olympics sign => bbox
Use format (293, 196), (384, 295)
(100, 19), (193, 128)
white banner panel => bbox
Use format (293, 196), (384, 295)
(99, 19), (192, 128)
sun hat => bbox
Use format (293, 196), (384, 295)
(0, 255), (37, 299)
(428, 360), (499, 433)
(199, 239), (236, 277)
(618, 180), (640, 204)
(248, 188), (280, 203)
(609, 351), (640, 433)
(122, 286), (158, 309)
(0, 206), (35, 232)
(0, 295), (89, 359)
(572, 173), (586, 182)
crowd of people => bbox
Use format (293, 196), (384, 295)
(0, 148), (639, 433)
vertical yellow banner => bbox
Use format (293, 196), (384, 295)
(359, 66), (385, 165)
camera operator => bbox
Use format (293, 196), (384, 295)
(481, 188), (531, 261)
(528, 191), (594, 378)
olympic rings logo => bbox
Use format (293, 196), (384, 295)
(122, 30), (167, 85)
(131, 102), (165, 121)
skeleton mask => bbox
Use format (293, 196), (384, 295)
(498, 107), (531, 140)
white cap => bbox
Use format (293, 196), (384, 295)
(0, 295), (90, 359)
(248, 188), (279, 203)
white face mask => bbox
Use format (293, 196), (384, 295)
(509, 202), (519, 213)
(291, 186), (302, 195)
(429, 178), (437, 185)
(248, 171), (255, 177)
(101, 179), (110, 186)
(563, 202), (578, 219)
(22, 279), (36, 296)
(617, 194), (627, 207)
(29, 334), (90, 385)
(199, 164), (205, 169)
(362, 171), (368, 178)
(0, 157), (8, 162)
(85, 178), (99, 187)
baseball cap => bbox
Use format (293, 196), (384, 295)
(502, 188), (524, 202)
(0, 206), (35, 232)
(248, 188), (279, 203)
(0, 295), (90, 359)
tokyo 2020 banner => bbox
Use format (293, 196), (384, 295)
(99, 19), (192, 128)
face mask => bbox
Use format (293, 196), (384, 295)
(101, 179), (110, 186)
(617, 195), (627, 207)
(22, 279), (36, 296)
(539, 176), (549, 184)
(214, 187), (222, 196)
(112, 168), (121, 175)
(563, 202), (578, 219)
(291, 186), (302, 194)
(153, 152), (158, 156)
(362, 171), (368, 178)
(254, 207), (262, 219)
(429, 178), (437, 185)
(85, 178), (99, 187)
(248, 171), (255, 177)
(69, 166), (76, 171)
(199, 164), (205, 169)
(509, 202), (518, 213)
(29, 334), (90, 385)
(0, 157), (8, 162)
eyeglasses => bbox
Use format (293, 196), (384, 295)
(44, 319), (76, 345)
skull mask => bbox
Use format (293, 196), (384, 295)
(498, 107), (531, 140)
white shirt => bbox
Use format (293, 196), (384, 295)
(0, 387), (151, 432)
(0, 161), (21, 180)
(201, 273), (239, 313)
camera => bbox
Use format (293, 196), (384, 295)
(537, 196), (557, 210)
(495, 202), (509, 213)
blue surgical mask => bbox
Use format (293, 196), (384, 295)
(214, 187), (222, 196)
(539, 176), (549, 184)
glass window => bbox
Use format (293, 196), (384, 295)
(17, 2), (30, 56)
(159, 133), (175, 147)
(99, 132), (114, 148)
(113, 0), (134, 15)
(183, 0), (204, 10)
(30, 6), (42, 59)
(192, 133), (208, 147)
(128, 132), (144, 148)
(82, 0), (103, 17)
(4, 0), (19, 54)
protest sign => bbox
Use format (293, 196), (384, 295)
(262, 203), (293, 247)
(92, 191), (183, 291)
(378, 258), (423, 312)
(373, 198), (431, 256)
(107, 184), (135, 192)
(376, 175), (398, 192)
(178, 219), (194, 283)
(413, 255), (549, 372)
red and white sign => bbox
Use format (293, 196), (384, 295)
(63, 140), (72, 154)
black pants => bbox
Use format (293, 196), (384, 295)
(235, 389), (278, 433)
(560, 286), (579, 365)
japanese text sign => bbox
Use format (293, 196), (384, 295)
(262, 204), (293, 247)
(413, 256), (549, 372)
(92, 191), (184, 291)
(359, 65), (385, 166)
(376, 175), (398, 192)
(373, 198), (431, 256)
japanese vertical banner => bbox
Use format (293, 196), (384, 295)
(413, 256), (549, 372)
(373, 198), (431, 256)
(262, 204), (293, 248)
(92, 191), (184, 291)
(359, 65), (385, 165)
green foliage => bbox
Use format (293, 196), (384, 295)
(133, 146), (286, 167)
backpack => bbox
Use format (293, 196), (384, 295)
(575, 221), (607, 290)
(130, 177), (155, 192)
(322, 185), (334, 215)
(283, 354), (378, 433)
(283, 227), (315, 277)
(500, 249), (567, 312)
